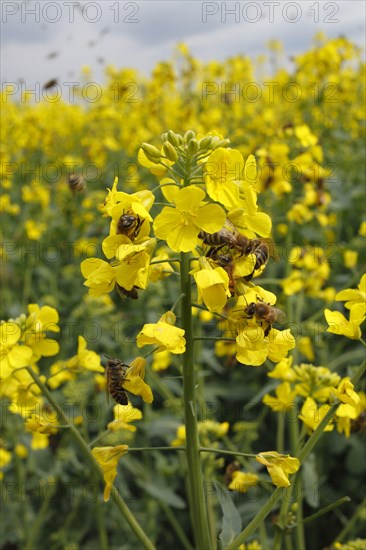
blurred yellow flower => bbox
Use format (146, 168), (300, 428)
(92, 445), (129, 501)
(228, 471), (259, 493)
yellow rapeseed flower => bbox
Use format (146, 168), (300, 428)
(153, 185), (225, 252)
(136, 312), (186, 354)
(107, 403), (143, 432)
(256, 451), (300, 487)
(228, 471), (259, 493)
(299, 397), (334, 433)
(92, 445), (129, 501)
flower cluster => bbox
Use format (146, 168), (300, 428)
(263, 360), (365, 438)
(281, 246), (332, 298)
(0, 304), (60, 377)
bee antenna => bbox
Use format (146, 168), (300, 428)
(104, 354), (112, 359)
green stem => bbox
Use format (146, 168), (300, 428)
(128, 446), (186, 452)
(191, 303), (229, 320)
(180, 252), (212, 550)
(276, 411), (285, 453)
(200, 447), (256, 459)
(24, 480), (57, 550)
(149, 257), (181, 265)
(331, 497), (365, 544)
(293, 496), (351, 528)
(225, 488), (284, 550)
(194, 337), (236, 342)
(328, 349), (365, 370)
(95, 496), (109, 550)
(288, 408), (305, 550)
(26, 367), (156, 550)
(171, 293), (186, 313)
(159, 500), (194, 550)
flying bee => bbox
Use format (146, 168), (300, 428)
(68, 173), (86, 193)
(105, 357), (130, 406)
(117, 213), (143, 240)
(244, 297), (287, 337)
(43, 78), (58, 90)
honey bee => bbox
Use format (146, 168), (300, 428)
(116, 283), (139, 300)
(244, 297), (286, 336)
(105, 357), (130, 406)
(351, 411), (366, 434)
(224, 460), (241, 486)
(68, 173), (86, 193)
(199, 220), (271, 281)
(198, 220), (248, 251)
(117, 213), (143, 239)
(209, 251), (236, 296)
(243, 239), (270, 281)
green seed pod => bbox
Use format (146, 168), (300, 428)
(163, 141), (178, 162)
(212, 138), (230, 150)
(198, 136), (213, 152)
(141, 143), (162, 162)
(167, 130), (181, 147)
(187, 139), (199, 156)
(184, 130), (196, 143)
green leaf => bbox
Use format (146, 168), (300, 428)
(301, 453), (319, 508)
(143, 481), (186, 509)
(214, 481), (242, 546)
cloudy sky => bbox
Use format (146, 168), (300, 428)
(1, 0), (365, 89)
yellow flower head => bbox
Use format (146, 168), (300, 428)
(152, 350), (171, 371)
(81, 258), (117, 296)
(256, 451), (300, 487)
(228, 471), (259, 493)
(325, 302), (366, 340)
(299, 397), (334, 433)
(23, 304), (60, 361)
(67, 336), (104, 373)
(194, 264), (231, 313)
(123, 357), (153, 404)
(0, 322), (33, 377)
(136, 312), (186, 354)
(107, 403), (143, 432)
(204, 148), (244, 209)
(153, 185), (225, 252)
(263, 382), (297, 412)
(25, 410), (59, 435)
(294, 364), (340, 402)
(335, 274), (366, 309)
(333, 378), (360, 408)
(92, 445), (129, 501)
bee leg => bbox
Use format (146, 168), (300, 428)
(264, 324), (271, 337)
(133, 216), (143, 239)
(243, 270), (255, 282)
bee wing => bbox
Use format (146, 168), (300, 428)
(105, 365), (110, 404)
(262, 238), (279, 261)
(274, 308), (287, 323)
